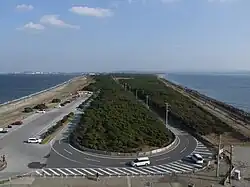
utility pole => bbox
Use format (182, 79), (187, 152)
(229, 145), (233, 184)
(165, 103), (169, 126)
(124, 83), (127, 91)
(135, 90), (138, 99)
(216, 134), (222, 177)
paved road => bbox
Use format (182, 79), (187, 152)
(0, 96), (88, 179)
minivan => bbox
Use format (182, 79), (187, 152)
(191, 153), (204, 164)
(130, 157), (150, 167)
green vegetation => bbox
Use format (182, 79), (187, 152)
(23, 107), (33, 113)
(117, 74), (243, 138)
(51, 98), (61, 103)
(71, 75), (174, 153)
(33, 103), (48, 110)
(41, 112), (74, 143)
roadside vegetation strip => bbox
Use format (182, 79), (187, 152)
(70, 75), (174, 153)
(116, 74), (244, 140)
(40, 112), (75, 144)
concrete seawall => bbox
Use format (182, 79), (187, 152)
(0, 77), (77, 114)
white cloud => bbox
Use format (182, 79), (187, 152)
(17, 22), (45, 30)
(69, 6), (113, 18)
(40, 15), (80, 29)
(16, 4), (34, 11)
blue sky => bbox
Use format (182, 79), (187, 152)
(0, 0), (249, 73)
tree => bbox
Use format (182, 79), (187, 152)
(51, 98), (61, 103)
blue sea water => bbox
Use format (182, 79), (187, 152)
(0, 74), (76, 104)
(165, 73), (250, 112)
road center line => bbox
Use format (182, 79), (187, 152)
(180, 147), (187, 153)
(156, 157), (170, 162)
(64, 149), (72, 155)
(84, 157), (100, 162)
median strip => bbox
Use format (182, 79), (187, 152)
(40, 112), (75, 144)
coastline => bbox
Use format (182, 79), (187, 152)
(0, 76), (90, 126)
(0, 77), (74, 107)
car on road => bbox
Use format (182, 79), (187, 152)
(191, 153), (204, 164)
(11, 121), (23, 125)
(27, 138), (43, 144)
(0, 128), (8, 133)
(130, 157), (150, 167)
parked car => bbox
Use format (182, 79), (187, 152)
(7, 125), (12, 128)
(11, 121), (23, 125)
(0, 128), (8, 133)
(36, 110), (46, 113)
(130, 157), (150, 167)
(27, 138), (43, 144)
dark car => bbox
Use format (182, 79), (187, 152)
(11, 121), (23, 125)
(7, 125), (12, 128)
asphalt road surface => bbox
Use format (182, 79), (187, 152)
(0, 96), (88, 179)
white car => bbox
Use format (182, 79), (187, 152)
(27, 138), (42, 144)
(36, 110), (46, 113)
(191, 153), (204, 164)
(130, 157), (150, 167)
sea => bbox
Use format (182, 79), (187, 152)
(165, 73), (250, 113)
(0, 74), (76, 104)
(0, 73), (249, 113)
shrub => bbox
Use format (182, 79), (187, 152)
(23, 107), (33, 113)
(33, 103), (48, 110)
(71, 75), (174, 153)
(51, 98), (61, 103)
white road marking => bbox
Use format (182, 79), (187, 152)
(122, 168), (138, 175)
(64, 149), (72, 155)
(65, 168), (76, 175)
(89, 168), (103, 175)
(168, 163), (192, 171)
(80, 168), (94, 175)
(73, 168), (85, 176)
(42, 169), (51, 176)
(140, 167), (155, 174)
(84, 158), (100, 162)
(127, 167), (147, 175)
(35, 170), (42, 175)
(98, 168), (112, 175)
(156, 157), (170, 162)
(193, 151), (213, 155)
(158, 165), (180, 173)
(48, 168), (60, 176)
(113, 168), (129, 175)
(151, 166), (169, 173)
(57, 168), (68, 176)
(106, 168), (120, 175)
(180, 147), (186, 153)
(67, 136), (181, 160)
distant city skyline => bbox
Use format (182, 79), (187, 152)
(0, 0), (250, 73)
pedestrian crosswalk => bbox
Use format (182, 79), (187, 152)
(191, 141), (214, 159)
(34, 160), (204, 177)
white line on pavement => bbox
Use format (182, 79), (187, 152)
(64, 149), (72, 155)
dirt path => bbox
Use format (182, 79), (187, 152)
(0, 76), (93, 127)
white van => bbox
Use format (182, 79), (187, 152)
(130, 157), (150, 167)
(27, 138), (42, 144)
(191, 153), (204, 164)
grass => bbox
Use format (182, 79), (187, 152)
(41, 116), (74, 144)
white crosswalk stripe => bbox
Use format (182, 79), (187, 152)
(35, 160), (207, 177)
(191, 141), (214, 158)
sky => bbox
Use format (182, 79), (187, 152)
(0, 0), (250, 73)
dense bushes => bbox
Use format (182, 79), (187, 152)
(41, 112), (74, 139)
(118, 74), (238, 136)
(71, 75), (174, 153)
(51, 98), (61, 103)
(33, 103), (48, 110)
(23, 107), (33, 113)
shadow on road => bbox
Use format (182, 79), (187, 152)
(28, 162), (46, 169)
